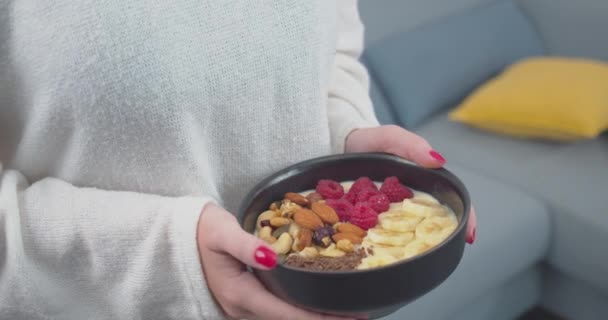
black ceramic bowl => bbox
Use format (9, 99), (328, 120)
(237, 152), (470, 319)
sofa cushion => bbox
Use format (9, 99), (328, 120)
(416, 114), (608, 292)
(381, 164), (550, 319)
(416, 113), (563, 177)
(541, 265), (608, 320)
(527, 137), (608, 292)
(446, 268), (542, 320)
(449, 56), (608, 141)
(362, 0), (544, 129)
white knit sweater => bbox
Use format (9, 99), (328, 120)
(0, 1), (379, 319)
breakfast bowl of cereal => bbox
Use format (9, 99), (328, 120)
(237, 152), (471, 319)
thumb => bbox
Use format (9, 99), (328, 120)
(201, 204), (278, 270)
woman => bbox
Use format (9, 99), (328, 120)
(0, 1), (476, 319)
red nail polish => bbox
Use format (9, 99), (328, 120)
(254, 246), (277, 268)
(467, 227), (476, 244)
(429, 150), (446, 163)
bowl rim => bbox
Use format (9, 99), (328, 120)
(238, 152), (471, 275)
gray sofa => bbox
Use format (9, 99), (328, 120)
(358, 1), (608, 319)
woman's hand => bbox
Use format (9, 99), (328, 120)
(345, 125), (477, 244)
(197, 204), (357, 320)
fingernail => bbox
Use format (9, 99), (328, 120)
(254, 246), (277, 268)
(467, 227), (476, 244)
(429, 150), (446, 163)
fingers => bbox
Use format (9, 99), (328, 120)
(345, 126), (446, 169)
(201, 204), (278, 270)
(466, 206), (477, 244)
(381, 126), (446, 169)
(236, 272), (356, 320)
(199, 205), (358, 320)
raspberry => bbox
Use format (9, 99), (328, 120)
(367, 193), (390, 213)
(316, 179), (344, 199)
(350, 203), (378, 230)
(350, 177), (378, 194)
(343, 190), (357, 204)
(325, 198), (354, 222)
(356, 187), (379, 203)
(380, 176), (413, 202)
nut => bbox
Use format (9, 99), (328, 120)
(258, 226), (276, 244)
(288, 222), (301, 239)
(311, 202), (339, 225)
(272, 224), (291, 238)
(271, 233), (293, 255)
(257, 210), (278, 229)
(269, 201), (282, 211)
(270, 217), (290, 228)
(320, 236), (332, 247)
(285, 192), (310, 207)
(280, 201), (302, 218)
(332, 232), (363, 244)
(293, 208), (323, 230)
(296, 229), (313, 251)
(299, 247), (319, 258)
(291, 238), (300, 252)
(336, 239), (354, 253)
(319, 244), (345, 257)
(306, 192), (324, 204)
(336, 223), (367, 238)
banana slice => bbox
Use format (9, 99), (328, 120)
(362, 239), (405, 258)
(401, 198), (447, 218)
(431, 214), (458, 228)
(367, 227), (414, 246)
(401, 239), (432, 259)
(357, 254), (398, 270)
(412, 192), (441, 205)
(388, 202), (403, 212)
(341, 181), (355, 192)
(378, 211), (423, 232)
(415, 216), (458, 246)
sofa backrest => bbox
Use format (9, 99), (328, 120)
(360, 0), (545, 128)
(360, 0), (498, 46)
(361, 0), (608, 62)
(518, 0), (608, 61)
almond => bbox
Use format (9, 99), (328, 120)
(296, 229), (313, 251)
(332, 232), (363, 244)
(293, 208), (323, 230)
(336, 223), (367, 238)
(311, 202), (339, 225)
(285, 192), (310, 207)
(306, 192), (324, 204)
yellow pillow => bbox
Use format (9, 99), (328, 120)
(449, 57), (608, 141)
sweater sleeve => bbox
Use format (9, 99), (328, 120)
(0, 166), (226, 320)
(327, 0), (381, 154)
